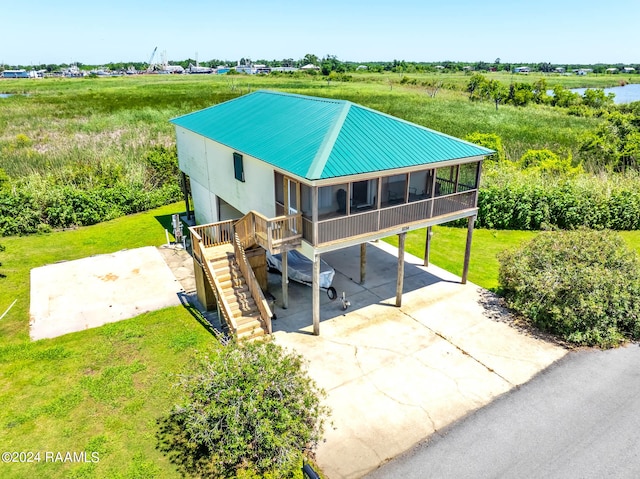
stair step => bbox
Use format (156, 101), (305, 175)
(216, 273), (246, 284)
(227, 300), (257, 314)
(224, 283), (250, 294)
(237, 327), (265, 340)
(231, 309), (261, 324)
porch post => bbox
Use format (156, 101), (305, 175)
(360, 242), (367, 284)
(423, 226), (433, 267)
(282, 249), (289, 309)
(396, 232), (406, 307)
(312, 186), (318, 246)
(462, 216), (475, 284)
(312, 253), (320, 335)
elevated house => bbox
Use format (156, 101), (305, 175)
(170, 91), (493, 339)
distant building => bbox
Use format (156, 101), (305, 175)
(623, 67), (636, 73)
(270, 66), (298, 73)
(605, 68), (618, 74)
(514, 66), (530, 74)
(300, 63), (320, 71)
(187, 63), (214, 74)
(2, 69), (30, 78)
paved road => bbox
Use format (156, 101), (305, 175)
(366, 345), (640, 479)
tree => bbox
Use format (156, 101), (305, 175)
(156, 340), (329, 478)
(467, 73), (487, 100)
(301, 53), (318, 66)
(485, 79), (508, 110)
(581, 111), (640, 171)
(582, 88), (615, 109)
(532, 78), (551, 104)
(507, 82), (534, 106)
(551, 85), (582, 108)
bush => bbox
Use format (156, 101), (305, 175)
(156, 340), (329, 478)
(144, 145), (179, 187)
(465, 132), (506, 162)
(498, 229), (640, 347)
(478, 167), (640, 230)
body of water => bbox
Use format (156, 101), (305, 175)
(571, 83), (640, 104)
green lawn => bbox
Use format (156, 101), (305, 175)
(1, 203), (639, 478)
(384, 226), (640, 291)
(0, 202), (214, 479)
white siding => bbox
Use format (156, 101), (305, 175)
(190, 178), (217, 225)
(174, 126), (277, 223)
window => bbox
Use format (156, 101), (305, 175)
(458, 162), (479, 192)
(435, 165), (458, 196)
(233, 153), (244, 182)
(381, 174), (407, 207)
(350, 179), (377, 210)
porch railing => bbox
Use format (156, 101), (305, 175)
(238, 211), (302, 253)
(190, 220), (235, 247)
(303, 190), (476, 246)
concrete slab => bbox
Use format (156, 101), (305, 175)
(29, 246), (184, 340)
(270, 240), (567, 479)
(27, 235), (567, 479)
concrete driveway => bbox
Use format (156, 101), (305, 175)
(29, 246), (186, 340)
(269, 241), (567, 479)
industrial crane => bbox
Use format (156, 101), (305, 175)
(146, 47), (158, 73)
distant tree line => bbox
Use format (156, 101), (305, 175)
(3, 56), (639, 76)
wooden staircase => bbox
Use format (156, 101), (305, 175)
(189, 210), (301, 341)
(210, 252), (266, 340)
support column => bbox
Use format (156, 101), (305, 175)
(282, 249), (289, 309)
(396, 232), (406, 307)
(423, 226), (433, 267)
(360, 243), (367, 284)
(462, 216), (475, 284)
(312, 253), (320, 336)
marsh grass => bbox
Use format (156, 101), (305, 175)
(0, 73), (606, 179)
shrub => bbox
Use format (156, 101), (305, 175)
(498, 229), (640, 347)
(478, 167), (640, 230)
(465, 132), (506, 162)
(144, 145), (179, 187)
(156, 340), (329, 478)
(0, 168), (9, 190)
(519, 149), (583, 176)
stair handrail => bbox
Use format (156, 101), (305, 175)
(233, 232), (273, 334)
(204, 260), (239, 334)
(234, 212), (256, 249)
(189, 226), (238, 334)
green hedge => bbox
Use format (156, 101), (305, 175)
(478, 171), (640, 230)
(0, 182), (180, 236)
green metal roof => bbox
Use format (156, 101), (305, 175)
(170, 90), (493, 181)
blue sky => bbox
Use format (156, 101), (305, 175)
(3, 0), (640, 66)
